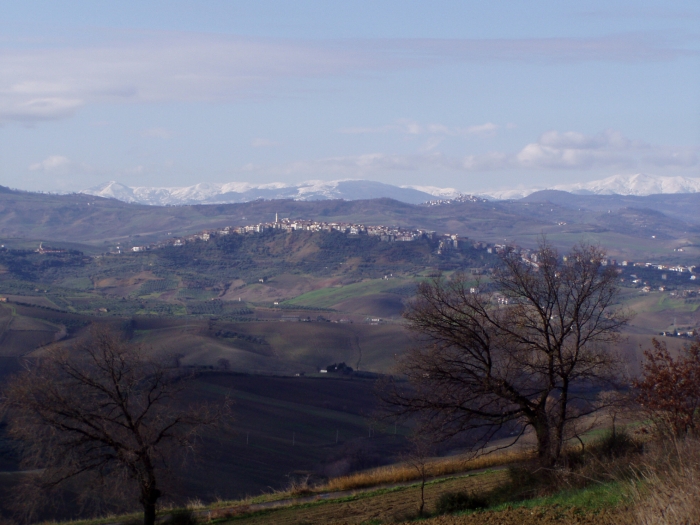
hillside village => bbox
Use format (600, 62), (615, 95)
(423, 194), (489, 206)
(128, 214), (477, 253)
(123, 215), (698, 283)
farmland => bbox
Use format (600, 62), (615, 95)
(0, 191), (697, 523)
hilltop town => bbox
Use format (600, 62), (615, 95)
(122, 215), (698, 283)
(128, 214), (476, 254)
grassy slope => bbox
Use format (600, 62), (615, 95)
(285, 278), (413, 309)
(223, 481), (623, 525)
(0, 371), (414, 512)
(0, 303), (62, 357)
(128, 318), (409, 373)
(221, 470), (510, 524)
(154, 373), (412, 501)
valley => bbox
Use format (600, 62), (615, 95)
(0, 189), (697, 521)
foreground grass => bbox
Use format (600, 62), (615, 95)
(36, 476), (627, 525)
(214, 476), (628, 524)
(217, 470), (508, 524)
(488, 481), (627, 513)
(318, 449), (533, 493)
(36, 452), (523, 525)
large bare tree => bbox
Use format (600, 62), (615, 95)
(386, 242), (629, 466)
(1, 326), (229, 525)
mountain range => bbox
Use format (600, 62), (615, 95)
(83, 179), (444, 206)
(82, 173), (700, 206)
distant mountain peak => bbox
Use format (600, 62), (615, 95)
(556, 173), (700, 196)
(481, 173), (700, 200)
(81, 173), (700, 206)
(82, 179), (438, 206)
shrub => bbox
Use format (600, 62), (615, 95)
(434, 491), (488, 514)
(167, 508), (198, 525)
(634, 338), (700, 438)
(286, 474), (314, 496)
(588, 428), (641, 459)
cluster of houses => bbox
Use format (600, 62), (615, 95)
(35, 243), (66, 254)
(129, 214), (481, 253)
(123, 215), (699, 290)
(617, 260), (696, 274)
(424, 194), (489, 206)
(659, 329), (697, 338)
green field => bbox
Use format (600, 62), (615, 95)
(285, 278), (414, 309)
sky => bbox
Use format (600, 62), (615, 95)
(0, 1), (699, 194)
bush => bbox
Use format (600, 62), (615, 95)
(434, 491), (488, 514)
(168, 508), (198, 525)
(478, 464), (564, 506)
(588, 428), (641, 459)
(634, 338), (700, 438)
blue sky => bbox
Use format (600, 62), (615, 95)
(0, 1), (698, 193)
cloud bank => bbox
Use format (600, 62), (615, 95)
(28, 155), (71, 171)
(236, 129), (697, 179)
(0, 31), (695, 123)
(340, 119), (500, 137)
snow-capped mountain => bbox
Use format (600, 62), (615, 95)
(555, 173), (700, 196)
(403, 185), (462, 199)
(82, 173), (700, 206)
(83, 179), (440, 205)
(481, 174), (700, 200)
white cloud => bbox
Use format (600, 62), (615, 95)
(418, 137), (444, 152)
(28, 155), (71, 171)
(340, 120), (500, 137)
(464, 122), (499, 136)
(0, 97), (84, 123)
(0, 31), (692, 123)
(462, 152), (511, 170)
(231, 129), (697, 179)
(514, 129), (651, 170)
(340, 120), (422, 134)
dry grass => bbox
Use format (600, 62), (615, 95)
(220, 469), (509, 525)
(625, 437), (700, 525)
(319, 448), (534, 493)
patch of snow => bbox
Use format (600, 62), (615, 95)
(402, 185), (462, 199)
(83, 173), (700, 206)
(555, 173), (700, 196)
(83, 179), (437, 205)
(479, 173), (700, 200)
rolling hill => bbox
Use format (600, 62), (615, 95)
(1, 186), (699, 262)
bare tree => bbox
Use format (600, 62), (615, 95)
(216, 357), (231, 371)
(402, 431), (433, 516)
(1, 326), (230, 525)
(385, 242), (629, 466)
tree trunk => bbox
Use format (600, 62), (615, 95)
(419, 477), (425, 515)
(141, 487), (161, 525)
(533, 415), (557, 467)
